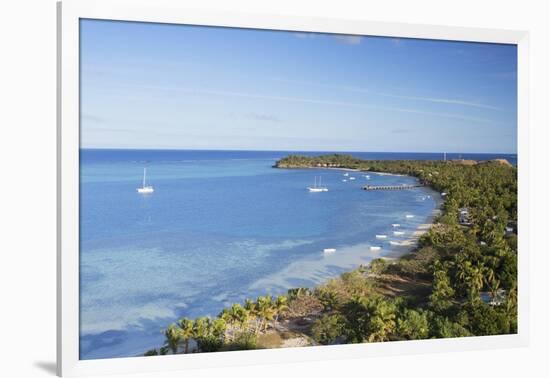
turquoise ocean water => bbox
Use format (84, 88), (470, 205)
(79, 149), (515, 359)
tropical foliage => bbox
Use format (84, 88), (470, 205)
(147, 154), (517, 355)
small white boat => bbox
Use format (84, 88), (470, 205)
(406, 214), (415, 218)
(392, 223), (400, 228)
(390, 241), (402, 246)
(370, 246), (382, 251)
(308, 176), (328, 192)
(343, 173), (349, 177)
(342, 179), (348, 182)
(349, 177), (356, 180)
(364, 175), (370, 179)
(323, 248), (336, 254)
(375, 234), (387, 239)
(137, 168), (154, 194)
(393, 231), (405, 236)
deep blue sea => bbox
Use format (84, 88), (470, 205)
(79, 149), (516, 359)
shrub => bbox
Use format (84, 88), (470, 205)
(311, 314), (346, 345)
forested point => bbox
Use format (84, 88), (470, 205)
(147, 154), (517, 356)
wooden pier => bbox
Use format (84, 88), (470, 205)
(362, 184), (424, 191)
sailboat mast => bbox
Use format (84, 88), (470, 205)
(143, 168), (146, 187)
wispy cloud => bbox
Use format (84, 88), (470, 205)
(104, 82), (499, 126)
(378, 93), (503, 111)
(159, 87), (498, 125)
(271, 78), (502, 111)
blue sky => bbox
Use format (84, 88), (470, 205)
(80, 19), (517, 153)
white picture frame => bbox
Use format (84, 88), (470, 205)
(57, 0), (530, 376)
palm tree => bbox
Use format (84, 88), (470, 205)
(466, 265), (484, 302)
(193, 317), (211, 343)
(256, 295), (276, 332)
(244, 298), (259, 333)
(455, 256), (471, 285)
(163, 323), (182, 354)
(483, 266), (496, 286)
(366, 298), (396, 342)
(211, 318), (227, 339)
(177, 317), (194, 354)
(220, 304), (248, 340)
(274, 295), (289, 322)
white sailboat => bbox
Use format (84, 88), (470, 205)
(308, 176), (328, 192)
(137, 168), (154, 194)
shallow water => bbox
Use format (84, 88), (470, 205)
(79, 149), (449, 359)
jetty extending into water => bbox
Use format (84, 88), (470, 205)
(362, 184), (424, 191)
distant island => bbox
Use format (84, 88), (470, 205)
(146, 154), (517, 356)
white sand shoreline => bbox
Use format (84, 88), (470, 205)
(292, 166), (408, 177)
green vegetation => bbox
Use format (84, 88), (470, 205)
(148, 154), (517, 356)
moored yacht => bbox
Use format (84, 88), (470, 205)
(137, 168), (154, 194)
(308, 176), (328, 192)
